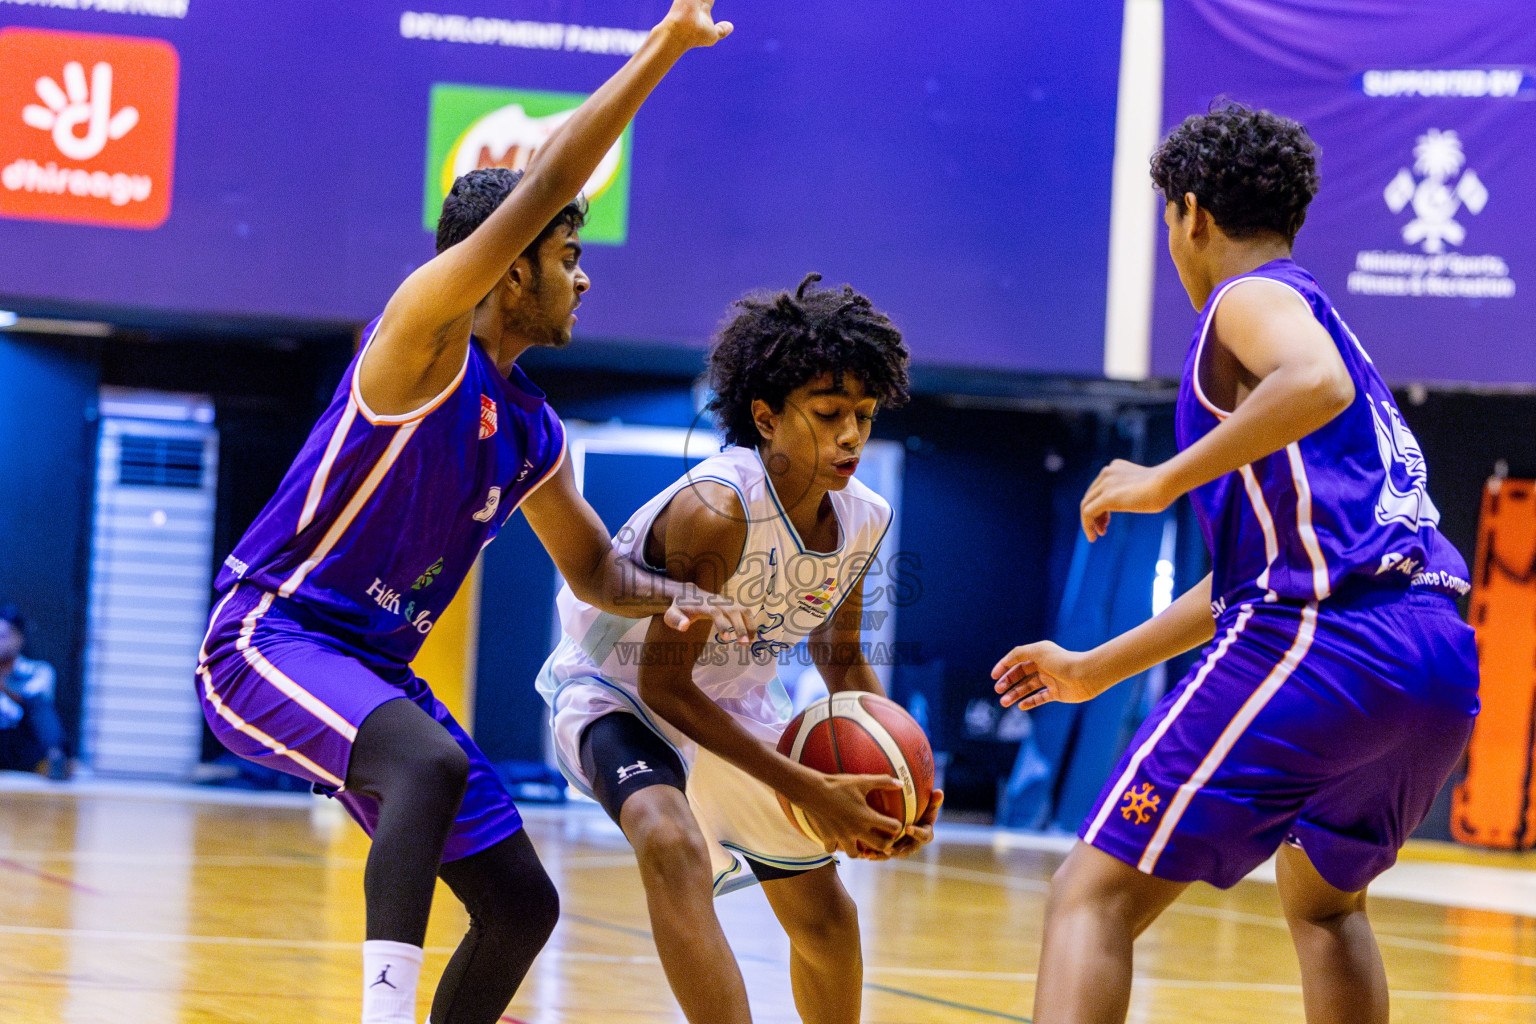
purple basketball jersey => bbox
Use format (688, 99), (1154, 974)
(214, 317), (566, 663)
(1175, 259), (1469, 609)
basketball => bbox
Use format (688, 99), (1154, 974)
(775, 692), (935, 841)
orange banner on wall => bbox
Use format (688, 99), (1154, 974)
(0, 27), (179, 229)
(1453, 478), (1536, 849)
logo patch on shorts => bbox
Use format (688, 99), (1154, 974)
(1120, 782), (1161, 825)
(616, 760), (652, 784)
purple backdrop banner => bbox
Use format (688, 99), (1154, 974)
(0, 1), (1123, 375)
(1155, 0), (1536, 385)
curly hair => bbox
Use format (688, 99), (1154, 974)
(1150, 102), (1320, 242)
(704, 274), (911, 449)
(434, 167), (588, 263)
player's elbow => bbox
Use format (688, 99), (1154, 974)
(1297, 364), (1355, 425)
(1318, 368), (1356, 419)
(571, 553), (625, 613)
(564, 572), (605, 610)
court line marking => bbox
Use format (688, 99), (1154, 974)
(565, 913), (1033, 1022)
(1, 924), (1529, 1007)
(0, 850), (639, 870)
(861, 982), (1030, 1021)
(8, 785), (1534, 913)
(881, 860), (1536, 968)
(861, 968), (1536, 1004)
(4, 848), (1531, 970)
(0, 855), (101, 894)
(933, 822), (1536, 919)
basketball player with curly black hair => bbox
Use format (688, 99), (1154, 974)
(538, 274), (942, 1024)
(994, 103), (1477, 1024)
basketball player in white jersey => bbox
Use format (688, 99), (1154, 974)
(538, 275), (943, 1023)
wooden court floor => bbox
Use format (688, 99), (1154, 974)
(1, 778), (1534, 1024)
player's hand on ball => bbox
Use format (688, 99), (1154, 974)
(799, 773), (904, 858)
(1079, 459), (1176, 541)
(659, 0), (733, 49)
(864, 789), (944, 861)
(992, 642), (1104, 709)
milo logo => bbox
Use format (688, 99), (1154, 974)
(423, 83), (631, 244)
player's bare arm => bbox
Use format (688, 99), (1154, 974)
(359, 0), (734, 417)
(1080, 279), (1354, 541)
(634, 481), (903, 857)
(994, 573), (1215, 710)
(520, 457), (755, 639)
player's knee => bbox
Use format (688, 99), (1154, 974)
(784, 883), (859, 961)
(1282, 888), (1366, 928)
(408, 737), (471, 799)
(492, 865), (561, 941)
(1046, 856), (1091, 913)
(1046, 856), (1118, 921)
(627, 805), (710, 885)
(516, 867), (561, 946)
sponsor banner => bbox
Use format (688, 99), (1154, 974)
(0, 1), (1122, 374)
(1155, 0), (1536, 385)
(423, 84), (630, 245)
(0, 27), (178, 228)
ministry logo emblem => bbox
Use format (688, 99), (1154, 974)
(1383, 129), (1487, 254)
(1350, 127), (1514, 301)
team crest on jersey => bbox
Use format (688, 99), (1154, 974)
(1120, 782), (1160, 826)
(800, 577), (838, 612)
(745, 612), (795, 657)
(479, 394), (498, 440)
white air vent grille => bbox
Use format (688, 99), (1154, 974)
(82, 390), (218, 780)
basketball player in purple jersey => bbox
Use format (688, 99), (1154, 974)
(195, 5), (747, 1024)
(993, 103), (1479, 1024)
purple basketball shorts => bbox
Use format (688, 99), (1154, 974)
(195, 584), (522, 862)
(1082, 588), (1478, 892)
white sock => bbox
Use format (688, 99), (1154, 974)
(361, 939), (423, 1024)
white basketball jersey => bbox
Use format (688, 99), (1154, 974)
(540, 445), (892, 723)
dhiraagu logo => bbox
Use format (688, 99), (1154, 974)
(424, 84), (631, 244)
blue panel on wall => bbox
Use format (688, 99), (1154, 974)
(0, 334), (99, 747)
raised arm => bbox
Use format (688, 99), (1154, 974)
(359, 0), (733, 416)
(520, 457), (754, 639)
(634, 483), (904, 857)
(1080, 278), (1354, 540)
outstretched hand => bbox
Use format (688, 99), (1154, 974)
(663, 585), (755, 643)
(660, 0), (734, 49)
(1079, 459), (1176, 541)
(992, 641), (1105, 710)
